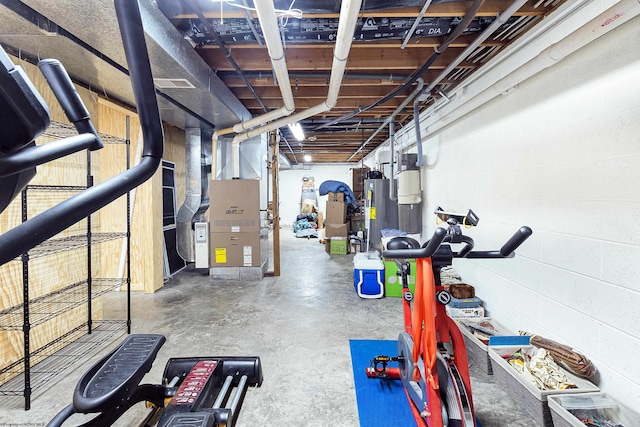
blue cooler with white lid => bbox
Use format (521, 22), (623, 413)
(353, 252), (384, 298)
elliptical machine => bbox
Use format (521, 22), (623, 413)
(1, 1), (262, 425)
(371, 207), (532, 427)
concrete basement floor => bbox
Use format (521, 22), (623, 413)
(2, 230), (537, 426)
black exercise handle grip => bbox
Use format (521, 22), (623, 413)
(383, 225), (449, 259)
(38, 59), (103, 150)
(499, 226), (533, 257)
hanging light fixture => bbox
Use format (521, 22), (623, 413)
(288, 123), (305, 141)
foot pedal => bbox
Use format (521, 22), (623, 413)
(158, 357), (262, 427)
(163, 413), (215, 427)
(73, 334), (165, 413)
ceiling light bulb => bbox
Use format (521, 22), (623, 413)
(304, 154), (312, 162)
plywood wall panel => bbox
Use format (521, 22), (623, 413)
(96, 98), (163, 293)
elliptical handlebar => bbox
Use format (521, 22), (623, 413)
(0, 0), (163, 266)
(38, 59), (103, 151)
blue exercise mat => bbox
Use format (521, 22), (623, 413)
(349, 339), (415, 426)
(349, 339), (484, 427)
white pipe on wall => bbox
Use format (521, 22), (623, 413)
(419, 0), (529, 99)
(369, 0), (639, 160)
(424, 0), (640, 136)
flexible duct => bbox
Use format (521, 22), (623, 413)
(230, 0), (363, 178)
(176, 128), (201, 262)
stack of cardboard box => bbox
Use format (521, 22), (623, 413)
(349, 167), (368, 236)
(209, 179), (262, 267)
(324, 192), (349, 254)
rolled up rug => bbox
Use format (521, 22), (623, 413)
(519, 331), (597, 379)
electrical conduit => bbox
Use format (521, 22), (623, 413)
(423, 0), (640, 137)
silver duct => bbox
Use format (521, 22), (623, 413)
(194, 127), (212, 223)
(176, 127), (202, 262)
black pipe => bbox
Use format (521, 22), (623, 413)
(0, 0), (163, 266)
(313, 0), (486, 133)
(216, 71), (413, 81)
(188, 0), (268, 113)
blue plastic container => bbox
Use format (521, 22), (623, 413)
(353, 253), (384, 299)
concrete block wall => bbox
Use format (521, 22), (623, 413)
(421, 18), (640, 408)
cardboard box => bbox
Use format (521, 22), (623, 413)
(350, 167), (370, 192)
(300, 199), (316, 214)
(445, 306), (485, 318)
(325, 201), (346, 224)
(209, 231), (262, 267)
(328, 191), (344, 202)
(383, 259), (416, 297)
(210, 180), (260, 233)
(325, 222), (348, 238)
(317, 211), (323, 228)
(301, 176), (315, 188)
(325, 237), (349, 255)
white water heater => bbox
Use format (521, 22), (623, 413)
(397, 153), (422, 234)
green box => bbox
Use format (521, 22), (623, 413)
(326, 238), (349, 255)
(384, 259), (416, 297)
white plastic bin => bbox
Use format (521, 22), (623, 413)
(456, 317), (513, 375)
(488, 345), (599, 427)
(548, 392), (640, 427)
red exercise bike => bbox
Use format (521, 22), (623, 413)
(369, 208), (532, 427)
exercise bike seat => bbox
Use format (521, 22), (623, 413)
(386, 236), (420, 251)
(73, 334), (166, 413)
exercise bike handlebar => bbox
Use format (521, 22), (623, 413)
(382, 224), (450, 259)
(382, 225), (532, 260)
(466, 225), (533, 259)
